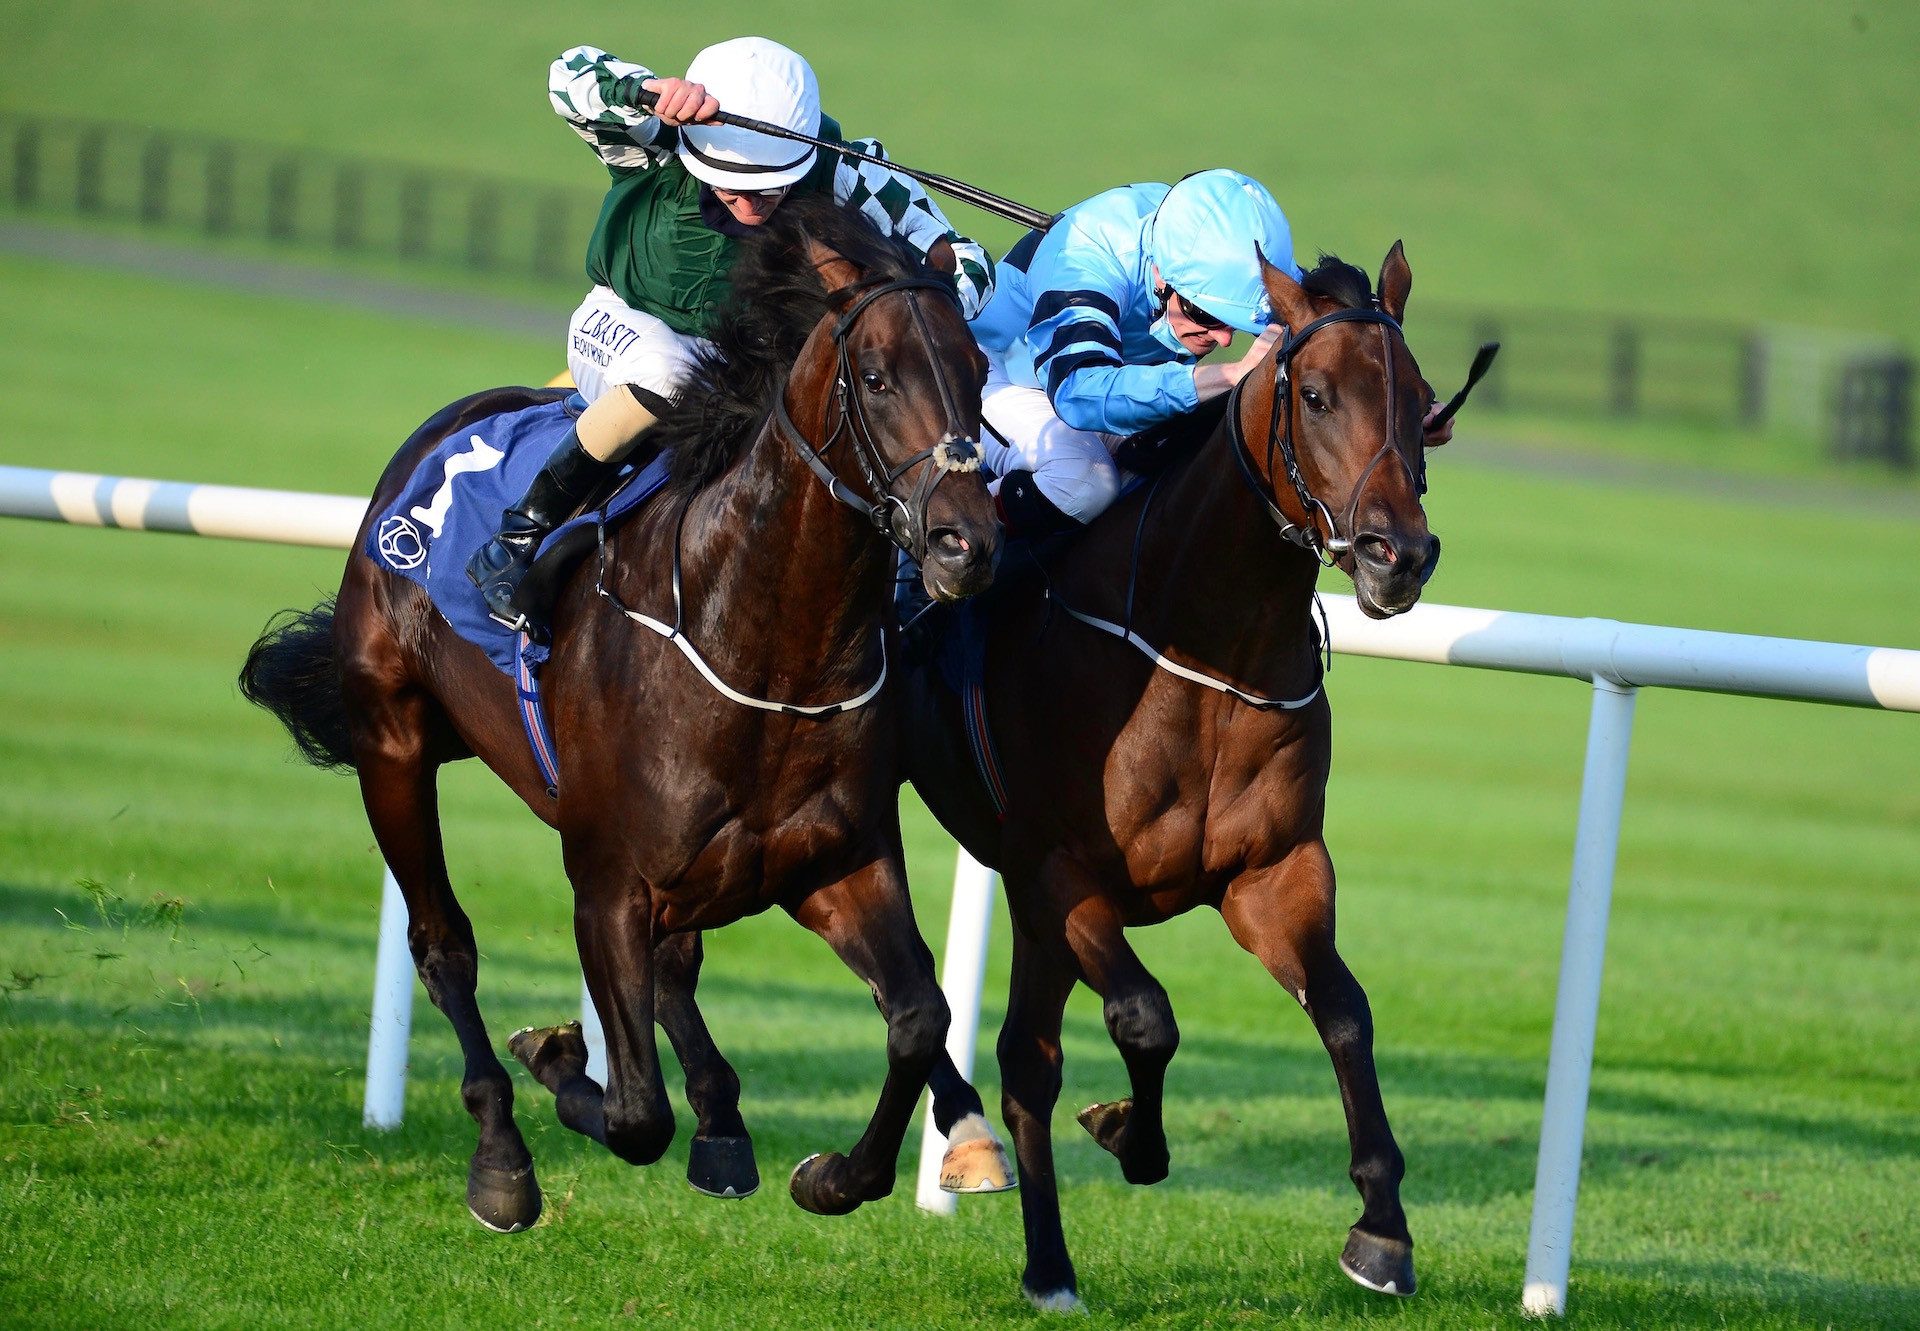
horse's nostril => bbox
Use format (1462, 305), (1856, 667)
(1356, 533), (1396, 567)
(929, 528), (971, 561)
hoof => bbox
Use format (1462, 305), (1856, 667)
(941, 1135), (1017, 1194)
(1074, 1099), (1167, 1185)
(1022, 1285), (1085, 1314)
(688, 1135), (760, 1199)
(466, 1160), (542, 1234)
(508, 1021), (588, 1092)
(939, 1113), (1017, 1194)
(788, 1152), (864, 1216)
(1340, 1228), (1416, 1297)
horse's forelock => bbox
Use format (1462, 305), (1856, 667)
(1299, 254), (1375, 312)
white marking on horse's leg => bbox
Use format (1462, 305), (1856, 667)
(1023, 1288), (1085, 1314)
(946, 1111), (994, 1145)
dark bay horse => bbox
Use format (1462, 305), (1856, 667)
(240, 198), (1009, 1231)
(898, 246), (1443, 1309)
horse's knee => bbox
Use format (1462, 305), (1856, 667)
(885, 991), (950, 1067)
(411, 939), (477, 1010)
(1104, 986), (1178, 1064)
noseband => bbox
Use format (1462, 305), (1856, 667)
(1226, 304), (1427, 568)
(772, 276), (983, 564)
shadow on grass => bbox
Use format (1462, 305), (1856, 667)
(7, 872), (1915, 1242)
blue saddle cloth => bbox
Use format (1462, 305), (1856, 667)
(364, 394), (672, 676)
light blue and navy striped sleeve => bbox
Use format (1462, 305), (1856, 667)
(1021, 240), (1199, 435)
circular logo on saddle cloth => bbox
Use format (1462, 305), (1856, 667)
(376, 515), (427, 570)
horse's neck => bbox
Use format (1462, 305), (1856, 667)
(1138, 425), (1324, 687)
(662, 411), (888, 696)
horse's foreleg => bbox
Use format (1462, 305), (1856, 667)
(652, 930), (759, 1198)
(1056, 880), (1180, 1187)
(560, 846), (674, 1168)
(784, 858), (949, 1215)
(353, 711), (540, 1233)
(996, 925), (1081, 1311)
(913, 926), (1016, 1195)
(1221, 842), (1415, 1297)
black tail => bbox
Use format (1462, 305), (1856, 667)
(238, 598), (356, 770)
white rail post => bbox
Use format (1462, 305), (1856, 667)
(915, 848), (1000, 1214)
(1522, 677), (1638, 1317)
(581, 975), (608, 1085)
(363, 865), (414, 1129)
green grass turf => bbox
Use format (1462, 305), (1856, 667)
(2, 254), (1918, 1328)
(4, 1), (1918, 346)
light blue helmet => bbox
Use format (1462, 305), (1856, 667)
(1147, 170), (1298, 336)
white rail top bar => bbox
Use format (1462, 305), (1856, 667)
(1322, 597), (1920, 713)
(5, 463), (1918, 713)
(0, 464), (365, 549)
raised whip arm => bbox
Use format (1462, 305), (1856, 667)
(634, 87), (1059, 233)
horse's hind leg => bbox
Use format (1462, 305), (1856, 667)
(783, 858), (951, 1216)
(350, 688), (541, 1233)
(653, 931), (759, 1198)
(1221, 843), (1414, 1297)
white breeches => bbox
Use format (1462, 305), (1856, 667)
(566, 286), (711, 406)
(978, 352), (1125, 524)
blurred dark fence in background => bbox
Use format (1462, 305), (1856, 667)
(3, 112), (1910, 468)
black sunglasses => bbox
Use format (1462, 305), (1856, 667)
(1172, 290), (1230, 332)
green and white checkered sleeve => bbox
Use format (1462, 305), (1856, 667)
(549, 46), (671, 173)
(835, 139), (996, 321)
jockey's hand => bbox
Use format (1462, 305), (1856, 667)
(643, 78), (721, 127)
(1230, 326), (1285, 385)
(1422, 398), (1455, 447)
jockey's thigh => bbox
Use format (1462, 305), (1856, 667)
(566, 286), (709, 408)
(979, 353), (1124, 524)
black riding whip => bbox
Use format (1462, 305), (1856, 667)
(633, 87), (1059, 232)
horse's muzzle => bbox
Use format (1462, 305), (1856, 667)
(922, 525), (998, 601)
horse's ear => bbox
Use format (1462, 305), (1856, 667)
(1377, 240), (1411, 323)
(802, 234), (864, 297)
(1257, 243), (1314, 330)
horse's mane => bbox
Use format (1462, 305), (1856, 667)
(1298, 253), (1376, 311)
(654, 193), (944, 494)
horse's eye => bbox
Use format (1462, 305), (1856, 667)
(860, 371), (886, 393)
(1301, 387), (1328, 412)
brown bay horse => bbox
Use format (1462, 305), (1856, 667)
(240, 199), (1010, 1231)
(898, 246), (1444, 1308)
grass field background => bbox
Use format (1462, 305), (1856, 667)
(3, 3), (1919, 1325)
(1, 242), (1917, 1327)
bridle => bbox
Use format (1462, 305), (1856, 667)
(771, 275), (984, 565)
(1226, 303), (1436, 578)
(591, 272), (986, 722)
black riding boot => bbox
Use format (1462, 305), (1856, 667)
(996, 469), (1083, 542)
(466, 428), (617, 636)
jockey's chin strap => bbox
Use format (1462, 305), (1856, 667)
(771, 276), (983, 565)
(1226, 303), (1422, 570)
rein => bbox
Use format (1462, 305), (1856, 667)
(597, 272), (981, 720)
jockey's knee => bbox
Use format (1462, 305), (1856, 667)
(1041, 455), (1122, 524)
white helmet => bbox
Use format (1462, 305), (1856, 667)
(677, 37), (822, 192)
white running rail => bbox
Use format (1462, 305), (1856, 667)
(6, 462), (1918, 1317)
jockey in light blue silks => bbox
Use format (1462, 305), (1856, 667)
(969, 169), (1294, 536)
